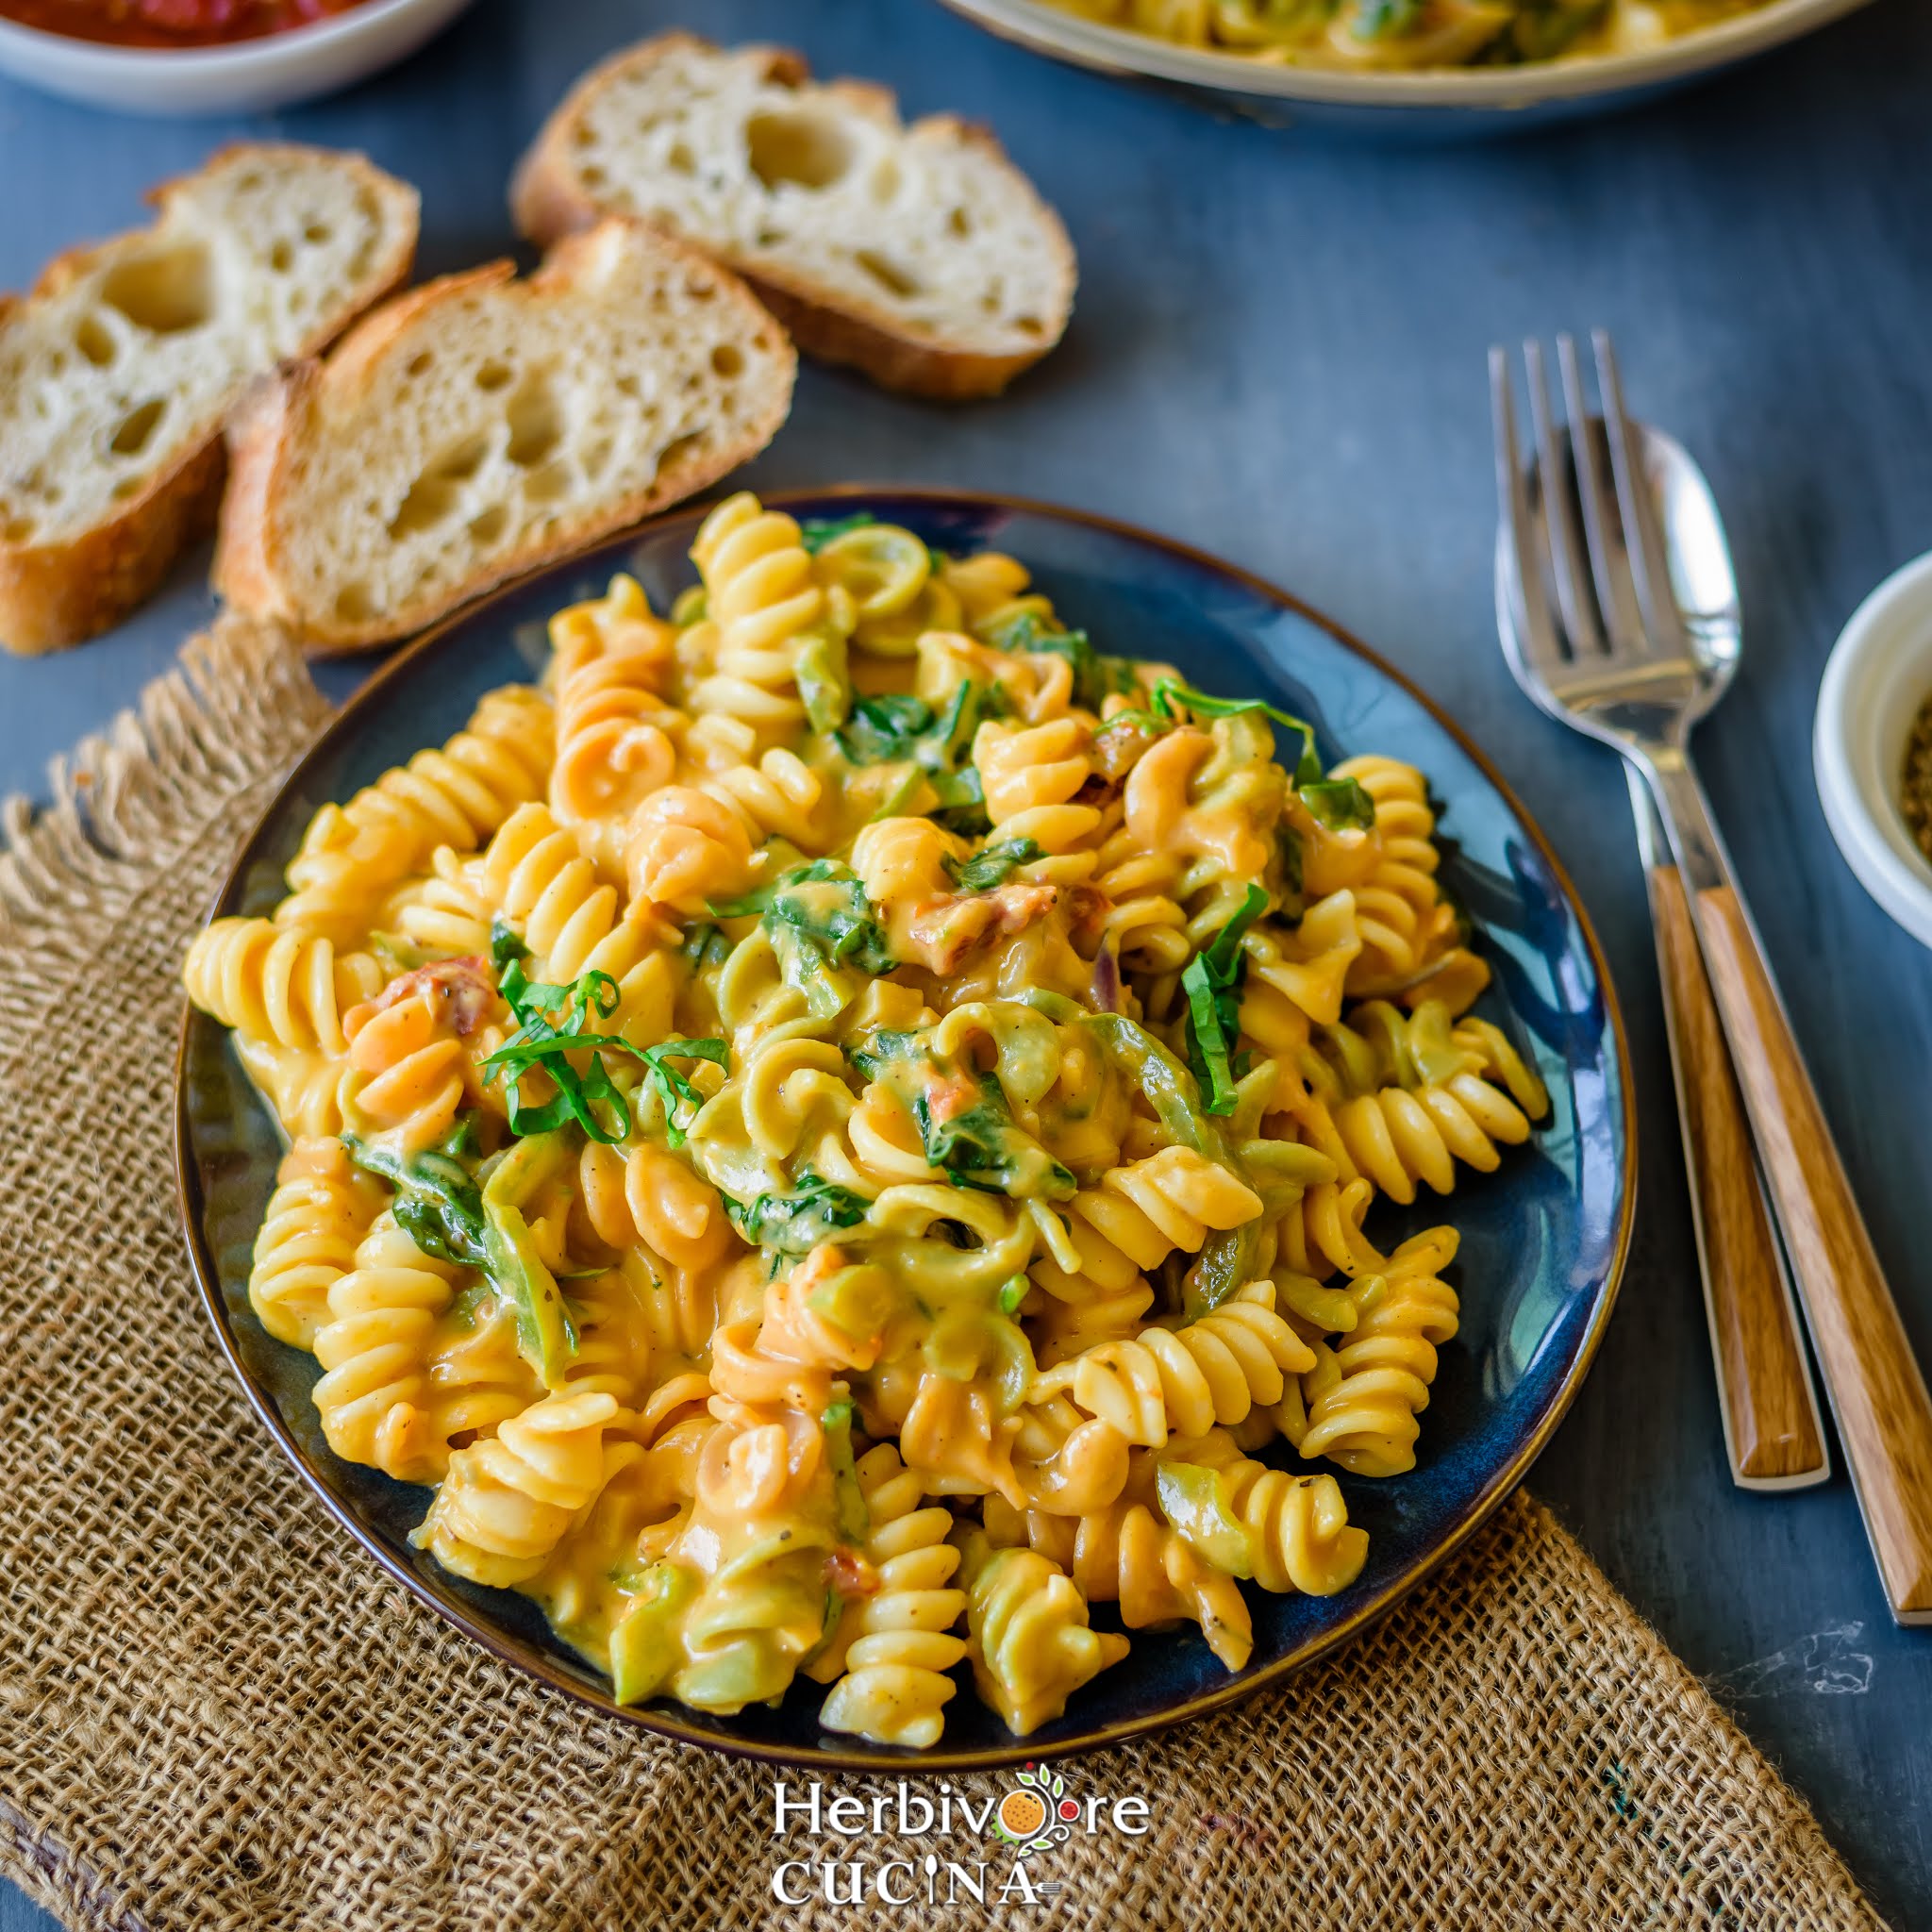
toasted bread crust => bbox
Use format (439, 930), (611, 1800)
(0, 142), (419, 656)
(215, 222), (796, 655)
(210, 366), (309, 638)
(737, 274), (1045, 403)
(0, 430), (226, 658)
(509, 32), (1075, 402)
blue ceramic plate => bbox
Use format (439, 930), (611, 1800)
(176, 488), (1635, 1770)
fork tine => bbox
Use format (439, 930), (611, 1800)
(1594, 328), (1696, 658)
(1489, 346), (1568, 688)
(1557, 333), (1650, 658)
(1524, 339), (1605, 658)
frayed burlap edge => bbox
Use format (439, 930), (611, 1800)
(0, 617), (1890, 1932)
(0, 615), (329, 976)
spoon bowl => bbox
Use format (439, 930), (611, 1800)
(1494, 415), (1742, 756)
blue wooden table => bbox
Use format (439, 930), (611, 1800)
(3, 0), (1929, 1924)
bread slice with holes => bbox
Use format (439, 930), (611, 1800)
(214, 217), (794, 654)
(511, 33), (1074, 402)
(0, 144), (418, 656)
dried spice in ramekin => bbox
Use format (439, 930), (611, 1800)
(1903, 691), (1932, 861)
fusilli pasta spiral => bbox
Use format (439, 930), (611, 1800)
(817, 1444), (969, 1747)
(275, 686), (553, 944)
(958, 1534), (1130, 1736)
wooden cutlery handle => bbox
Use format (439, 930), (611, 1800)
(1695, 883), (1932, 1619)
(1648, 866), (1824, 1486)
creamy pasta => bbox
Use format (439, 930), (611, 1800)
(1043, 0), (1772, 70)
(184, 494), (1549, 1743)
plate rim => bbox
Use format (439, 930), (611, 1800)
(934, 0), (1874, 112)
(174, 482), (1638, 1773)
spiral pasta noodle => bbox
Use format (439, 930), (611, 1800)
(183, 918), (384, 1054)
(817, 1444), (969, 1747)
(310, 1213), (469, 1482)
(1325, 756), (1456, 989)
(1178, 1429), (1372, 1597)
(413, 1388), (630, 1587)
(1295, 1233), (1461, 1476)
(1035, 1281), (1317, 1447)
(685, 492), (835, 738)
(973, 716), (1103, 883)
(1310, 998), (1551, 1205)
(958, 1535), (1131, 1736)
(477, 802), (678, 1039)
(341, 986), (471, 1154)
(984, 1491), (1253, 1669)
(1034, 1147), (1262, 1300)
(547, 575), (684, 874)
(183, 495), (1549, 1743)
(275, 686), (553, 944)
(247, 1138), (387, 1348)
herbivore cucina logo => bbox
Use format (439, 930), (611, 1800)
(769, 1765), (1151, 1907)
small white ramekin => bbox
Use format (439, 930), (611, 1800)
(1814, 550), (1932, 952)
(0, 0), (474, 117)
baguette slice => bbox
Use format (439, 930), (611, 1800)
(512, 33), (1074, 402)
(0, 143), (418, 656)
(215, 218), (795, 654)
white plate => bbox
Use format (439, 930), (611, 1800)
(1814, 550), (1932, 953)
(938, 0), (1875, 130)
(0, 0), (475, 116)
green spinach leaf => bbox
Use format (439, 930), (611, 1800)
(342, 1119), (488, 1268)
(480, 959), (724, 1147)
(943, 837), (1042, 893)
(976, 608), (1141, 714)
(1180, 883), (1269, 1116)
(1298, 775), (1377, 832)
(727, 1174), (874, 1255)
(799, 511), (877, 555)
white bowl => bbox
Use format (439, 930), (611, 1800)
(0, 0), (475, 116)
(939, 0), (1875, 131)
(1814, 550), (1932, 952)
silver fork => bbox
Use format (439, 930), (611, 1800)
(1495, 338), (1824, 1501)
(1491, 332), (1932, 1624)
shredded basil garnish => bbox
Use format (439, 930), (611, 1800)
(837, 693), (937, 765)
(943, 837), (1042, 893)
(488, 917), (526, 971)
(679, 921), (732, 973)
(1180, 883), (1269, 1117)
(480, 958), (724, 1147)
(1151, 679), (1323, 785)
(727, 1174), (874, 1254)
(708, 860), (895, 978)
(975, 608), (1141, 714)
(342, 1118), (487, 1268)
(913, 1074), (1076, 1200)
(1350, 0), (1425, 37)
(1298, 776), (1377, 832)
(799, 511), (877, 554)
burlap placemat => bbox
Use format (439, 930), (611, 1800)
(0, 617), (1886, 1932)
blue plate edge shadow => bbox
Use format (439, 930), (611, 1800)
(173, 483), (1639, 1774)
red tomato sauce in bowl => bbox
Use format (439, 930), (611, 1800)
(0, 0), (371, 45)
